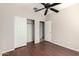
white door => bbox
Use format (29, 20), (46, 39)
(27, 23), (33, 42)
(14, 16), (27, 48)
(40, 22), (44, 42)
(40, 22), (43, 40)
(45, 20), (52, 42)
(35, 21), (40, 43)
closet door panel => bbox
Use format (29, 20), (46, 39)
(15, 16), (27, 48)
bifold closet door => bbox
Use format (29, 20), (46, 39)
(14, 16), (27, 48)
(40, 22), (45, 42)
(27, 23), (33, 42)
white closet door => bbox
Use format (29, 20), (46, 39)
(40, 22), (43, 39)
(27, 23), (33, 42)
(14, 16), (27, 48)
(45, 20), (52, 42)
(35, 21), (40, 43)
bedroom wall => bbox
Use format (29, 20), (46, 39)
(0, 13), (15, 53)
(48, 4), (79, 52)
(0, 9), (3, 54)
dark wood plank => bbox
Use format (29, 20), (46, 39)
(2, 41), (79, 56)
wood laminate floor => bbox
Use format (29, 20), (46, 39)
(2, 41), (79, 56)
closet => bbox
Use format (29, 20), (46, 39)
(27, 19), (35, 43)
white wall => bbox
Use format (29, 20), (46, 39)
(0, 15), (3, 56)
(48, 4), (79, 52)
(0, 10), (3, 53)
(0, 3), (45, 21)
(0, 14), (14, 53)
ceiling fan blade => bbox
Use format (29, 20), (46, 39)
(41, 3), (46, 6)
(44, 9), (48, 15)
(50, 3), (61, 7)
(35, 8), (45, 12)
(50, 8), (59, 13)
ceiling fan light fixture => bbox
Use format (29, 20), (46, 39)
(34, 3), (61, 15)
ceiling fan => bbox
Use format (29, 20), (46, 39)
(34, 3), (61, 15)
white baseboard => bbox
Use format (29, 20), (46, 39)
(1, 48), (14, 55)
(0, 53), (2, 56)
(53, 41), (79, 52)
(46, 40), (79, 52)
(45, 40), (52, 43)
(35, 41), (40, 44)
(27, 40), (33, 43)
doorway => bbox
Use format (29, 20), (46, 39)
(40, 21), (45, 42)
(27, 19), (35, 43)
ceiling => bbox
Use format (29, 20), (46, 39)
(14, 3), (76, 10)
(23, 3), (76, 15)
(12, 3), (77, 15)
